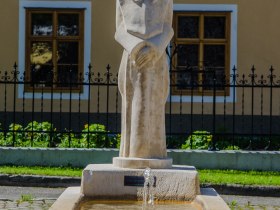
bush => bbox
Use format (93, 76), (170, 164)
(181, 131), (212, 150)
(0, 122), (58, 147)
(81, 124), (108, 148)
(166, 135), (186, 149)
(110, 133), (121, 149)
(58, 131), (85, 148)
(0, 121), (120, 149)
(24, 121), (57, 147)
(0, 124), (24, 146)
(0, 123), (3, 139)
(58, 124), (120, 148)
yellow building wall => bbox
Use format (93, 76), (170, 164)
(0, 0), (279, 115)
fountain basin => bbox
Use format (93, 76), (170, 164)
(50, 187), (230, 210)
(50, 164), (230, 210)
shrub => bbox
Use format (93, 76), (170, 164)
(58, 131), (85, 148)
(81, 124), (108, 148)
(24, 121), (57, 147)
(0, 121), (121, 149)
(110, 133), (121, 149)
(0, 123), (3, 139)
(59, 124), (113, 148)
(0, 124), (24, 146)
(166, 135), (187, 149)
(181, 131), (212, 150)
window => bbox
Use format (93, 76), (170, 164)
(25, 9), (84, 92)
(172, 12), (231, 96)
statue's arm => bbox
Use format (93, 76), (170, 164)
(115, 0), (145, 55)
(147, 0), (174, 58)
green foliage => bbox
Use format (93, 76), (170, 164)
(0, 121), (58, 147)
(17, 194), (34, 204)
(181, 131), (212, 149)
(115, 134), (121, 149)
(0, 121), (120, 148)
(24, 121), (56, 147)
(58, 130), (86, 148)
(0, 123), (3, 141)
(58, 124), (121, 148)
(166, 135), (186, 149)
(228, 200), (238, 210)
(1, 124), (24, 146)
(81, 124), (107, 148)
(181, 130), (241, 150)
(58, 124), (109, 148)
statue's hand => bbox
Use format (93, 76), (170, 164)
(133, 46), (156, 69)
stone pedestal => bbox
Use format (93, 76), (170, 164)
(81, 164), (200, 201)
(113, 157), (173, 169)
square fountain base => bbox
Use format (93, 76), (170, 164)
(81, 164), (200, 201)
(50, 164), (230, 210)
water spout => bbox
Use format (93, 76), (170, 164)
(143, 168), (154, 209)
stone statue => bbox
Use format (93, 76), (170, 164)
(114, 0), (174, 163)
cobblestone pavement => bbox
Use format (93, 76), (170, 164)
(0, 186), (63, 209)
(221, 195), (280, 210)
(0, 199), (54, 210)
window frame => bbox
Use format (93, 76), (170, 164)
(172, 12), (231, 97)
(18, 0), (91, 100)
(171, 4), (237, 103)
(25, 8), (85, 93)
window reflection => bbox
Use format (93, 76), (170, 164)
(31, 65), (53, 88)
(57, 65), (78, 87)
(204, 16), (226, 39)
(30, 42), (52, 64)
(177, 44), (199, 66)
(177, 16), (199, 38)
(31, 13), (53, 36)
(58, 14), (79, 36)
(57, 42), (79, 64)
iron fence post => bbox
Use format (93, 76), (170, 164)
(209, 70), (217, 151)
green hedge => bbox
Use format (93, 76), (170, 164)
(0, 122), (279, 150)
(0, 122), (120, 148)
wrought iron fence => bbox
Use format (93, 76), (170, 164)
(0, 60), (280, 150)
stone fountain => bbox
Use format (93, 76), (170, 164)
(51, 0), (230, 209)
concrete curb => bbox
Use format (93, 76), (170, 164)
(0, 174), (279, 197)
(1, 148), (280, 171)
(201, 184), (280, 197)
(0, 174), (80, 188)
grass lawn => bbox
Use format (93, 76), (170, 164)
(0, 165), (82, 177)
(0, 166), (279, 186)
(198, 169), (280, 186)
